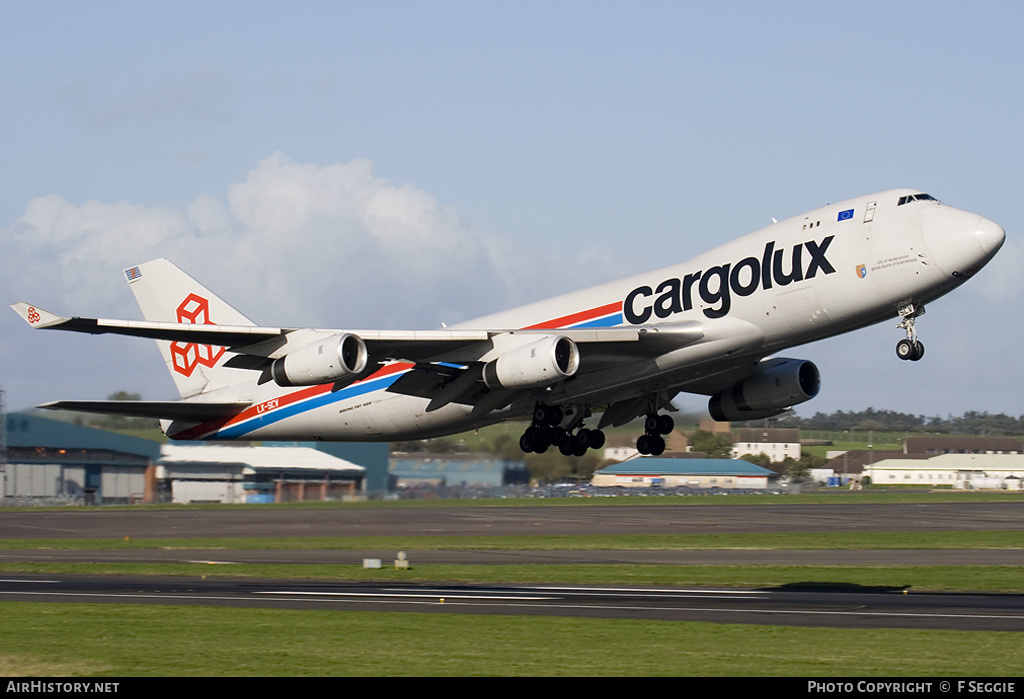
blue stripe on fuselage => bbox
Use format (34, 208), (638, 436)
(209, 370), (406, 440)
(567, 312), (623, 329)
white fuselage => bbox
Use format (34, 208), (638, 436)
(169, 189), (1002, 441)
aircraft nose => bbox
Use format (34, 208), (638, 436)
(975, 217), (1005, 256)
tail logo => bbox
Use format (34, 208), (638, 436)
(170, 293), (225, 377)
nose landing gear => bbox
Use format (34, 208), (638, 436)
(896, 303), (925, 362)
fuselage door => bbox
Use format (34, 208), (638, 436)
(863, 201), (877, 223)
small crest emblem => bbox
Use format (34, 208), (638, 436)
(856, 264), (867, 279)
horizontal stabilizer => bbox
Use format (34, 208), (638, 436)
(38, 400), (250, 422)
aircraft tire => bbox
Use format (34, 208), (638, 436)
(636, 434), (652, 455)
(896, 339), (915, 360)
(649, 435), (666, 456)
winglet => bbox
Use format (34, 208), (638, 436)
(10, 303), (69, 329)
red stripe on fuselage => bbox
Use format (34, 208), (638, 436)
(168, 361), (415, 440)
(522, 301), (622, 330)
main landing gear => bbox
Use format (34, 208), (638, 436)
(636, 412), (674, 456)
(896, 303), (925, 362)
(519, 404), (606, 456)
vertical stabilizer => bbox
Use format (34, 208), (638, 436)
(124, 259), (255, 399)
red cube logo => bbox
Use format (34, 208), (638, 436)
(171, 294), (225, 377)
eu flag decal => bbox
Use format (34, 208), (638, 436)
(837, 208), (854, 221)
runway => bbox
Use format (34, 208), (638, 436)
(0, 573), (1021, 631)
(1, 500), (1021, 631)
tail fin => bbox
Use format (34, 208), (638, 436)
(125, 259), (254, 399)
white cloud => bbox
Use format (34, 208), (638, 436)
(1, 152), (625, 332)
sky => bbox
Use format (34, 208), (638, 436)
(2, 1), (1022, 422)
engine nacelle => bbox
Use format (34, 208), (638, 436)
(482, 335), (579, 390)
(271, 333), (369, 387)
(708, 358), (820, 422)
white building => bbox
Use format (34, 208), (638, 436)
(863, 453), (1024, 490)
(591, 458), (775, 490)
(731, 428), (801, 463)
(159, 445), (365, 503)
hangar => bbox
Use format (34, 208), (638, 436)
(3, 413), (160, 504)
(863, 453), (1024, 490)
(591, 457), (775, 490)
(389, 453), (529, 489)
(160, 444), (364, 503)
(1, 413), (374, 505)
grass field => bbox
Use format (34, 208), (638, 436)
(1, 602), (1021, 677)
(1, 493), (1021, 676)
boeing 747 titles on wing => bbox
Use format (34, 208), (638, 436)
(12, 189), (1005, 456)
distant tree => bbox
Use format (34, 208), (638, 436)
(689, 429), (734, 458)
(93, 391), (159, 430)
(762, 407), (1024, 437)
(739, 452), (771, 468)
(779, 456), (810, 481)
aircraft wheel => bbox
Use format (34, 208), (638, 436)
(548, 426), (568, 447)
(656, 414), (675, 435)
(532, 407), (557, 423)
(589, 429), (606, 450)
(896, 339), (915, 360)
(519, 434), (534, 453)
(911, 341), (925, 361)
(649, 435), (666, 456)
(636, 434), (652, 455)
(533, 405), (562, 425)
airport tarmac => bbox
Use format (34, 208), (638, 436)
(0, 573), (1021, 631)
(2, 500), (1021, 539)
(0, 500), (1021, 630)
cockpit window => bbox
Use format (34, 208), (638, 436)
(898, 193), (938, 206)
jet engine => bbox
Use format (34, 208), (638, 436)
(708, 358), (820, 422)
(482, 335), (579, 390)
(271, 333), (369, 387)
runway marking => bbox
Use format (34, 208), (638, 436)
(0, 578), (60, 584)
(402, 586), (770, 600)
(1, 523), (82, 533)
(537, 585), (766, 596)
(255, 590), (558, 601)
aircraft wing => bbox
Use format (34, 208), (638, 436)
(11, 302), (288, 348)
(10, 302), (663, 363)
(13, 300), (722, 421)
